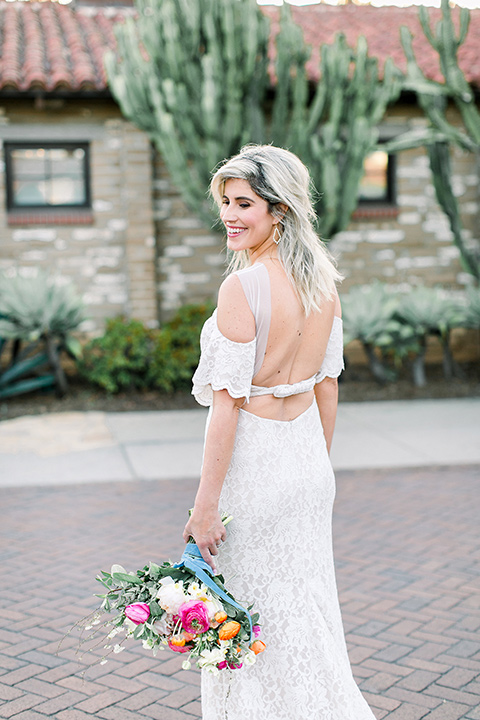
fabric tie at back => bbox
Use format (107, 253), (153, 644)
(174, 543), (253, 640)
(250, 374), (317, 399)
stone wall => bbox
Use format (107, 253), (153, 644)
(152, 151), (225, 322)
(0, 99), (157, 334)
(154, 107), (479, 309)
(330, 109), (480, 295)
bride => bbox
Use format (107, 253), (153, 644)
(183, 145), (376, 719)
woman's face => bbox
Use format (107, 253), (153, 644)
(220, 178), (278, 254)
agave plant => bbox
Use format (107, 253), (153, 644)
(462, 286), (480, 329)
(341, 283), (412, 383)
(395, 286), (465, 386)
(0, 273), (85, 398)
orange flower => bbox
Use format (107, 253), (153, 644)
(218, 621), (241, 640)
(214, 611), (228, 624)
(183, 632), (195, 642)
(170, 635), (186, 647)
(250, 640), (266, 655)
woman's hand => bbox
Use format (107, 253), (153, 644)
(183, 508), (227, 574)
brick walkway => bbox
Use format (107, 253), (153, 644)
(1, 465), (479, 719)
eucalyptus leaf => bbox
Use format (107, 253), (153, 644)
(112, 572), (143, 585)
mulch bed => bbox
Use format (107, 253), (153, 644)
(1, 362), (479, 422)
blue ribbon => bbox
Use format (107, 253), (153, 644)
(174, 543), (253, 641)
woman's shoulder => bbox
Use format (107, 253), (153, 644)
(217, 272), (256, 344)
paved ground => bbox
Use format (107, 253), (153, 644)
(0, 398), (479, 486)
(1, 398), (480, 719)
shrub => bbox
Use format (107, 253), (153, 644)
(463, 286), (480, 329)
(77, 318), (157, 394)
(77, 301), (215, 394)
(0, 273), (85, 397)
(341, 283), (412, 383)
(395, 287), (465, 385)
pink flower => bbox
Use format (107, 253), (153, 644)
(228, 662), (243, 670)
(253, 625), (261, 638)
(178, 599), (210, 635)
(168, 640), (192, 653)
(217, 660), (228, 670)
(125, 602), (150, 625)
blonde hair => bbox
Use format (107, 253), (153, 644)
(210, 144), (342, 314)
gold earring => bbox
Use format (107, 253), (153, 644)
(273, 226), (281, 245)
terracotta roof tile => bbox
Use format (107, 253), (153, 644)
(0, 1), (479, 94)
(0, 0), (126, 92)
(266, 5), (480, 86)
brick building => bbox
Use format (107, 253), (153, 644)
(0, 0), (479, 335)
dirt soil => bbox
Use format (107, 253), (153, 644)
(1, 362), (478, 422)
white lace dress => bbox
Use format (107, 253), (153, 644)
(192, 282), (375, 720)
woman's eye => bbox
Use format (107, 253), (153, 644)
(239, 203), (250, 209)
(221, 199), (229, 205)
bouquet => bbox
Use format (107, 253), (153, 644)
(75, 514), (265, 674)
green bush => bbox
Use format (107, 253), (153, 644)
(342, 282), (475, 386)
(77, 301), (215, 394)
(463, 286), (480, 329)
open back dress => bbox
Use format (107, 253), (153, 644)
(192, 263), (375, 720)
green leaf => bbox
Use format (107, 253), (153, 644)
(149, 601), (163, 618)
(112, 572), (143, 585)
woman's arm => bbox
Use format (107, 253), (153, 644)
(314, 376), (338, 454)
(183, 389), (243, 572)
(315, 291), (342, 454)
(183, 275), (255, 572)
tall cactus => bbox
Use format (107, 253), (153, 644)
(271, 7), (402, 237)
(105, 0), (402, 238)
(385, 0), (480, 281)
(104, 0), (270, 225)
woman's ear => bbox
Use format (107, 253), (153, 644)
(274, 203), (289, 223)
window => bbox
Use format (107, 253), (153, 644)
(357, 149), (396, 205)
(5, 142), (91, 211)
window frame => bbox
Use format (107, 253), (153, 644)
(4, 141), (92, 212)
(357, 147), (397, 207)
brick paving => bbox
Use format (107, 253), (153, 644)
(1, 464), (479, 719)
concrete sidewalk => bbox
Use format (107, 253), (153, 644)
(0, 398), (479, 487)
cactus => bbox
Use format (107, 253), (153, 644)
(105, 0), (402, 238)
(105, 0), (270, 226)
(385, 0), (480, 281)
(270, 10), (402, 237)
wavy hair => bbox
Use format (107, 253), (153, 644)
(210, 144), (342, 314)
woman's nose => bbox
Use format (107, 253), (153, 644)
(221, 204), (237, 223)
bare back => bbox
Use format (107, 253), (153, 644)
(217, 258), (339, 422)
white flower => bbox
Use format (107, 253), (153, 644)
(198, 647), (226, 669)
(110, 564), (126, 575)
(244, 650), (257, 666)
(182, 660), (191, 670)
(142, 638), (154, 650)
(100, 659), (108, 665)
(113, 644), (125, 654)
(107, 628), (120, 639)
(157, 580), (187, 614)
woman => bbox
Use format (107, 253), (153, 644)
(184, 145), (375, 720)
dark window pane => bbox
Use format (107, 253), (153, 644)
(6, 143), (90, 209)
(13, 180), (47, 206)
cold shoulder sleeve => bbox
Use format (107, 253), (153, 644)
(192, 310), (257, 407)
(315, 316), (345, 384)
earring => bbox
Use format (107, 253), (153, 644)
(273, 226), (281, 245)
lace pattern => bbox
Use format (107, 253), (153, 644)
(315, 316), (345, 384)
(201, 403), (376, 720)
(192, 310), (256, 407)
